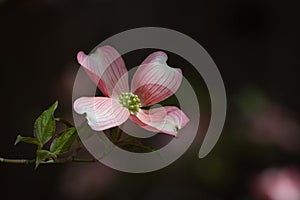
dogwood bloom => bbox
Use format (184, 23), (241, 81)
(73, 46), (189, 136)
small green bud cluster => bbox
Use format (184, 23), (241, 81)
(119, 92), (141, 114)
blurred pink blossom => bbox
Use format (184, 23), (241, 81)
(252, 167), (300, 200)
(248, 103), (300, 152)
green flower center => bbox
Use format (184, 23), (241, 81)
(119, 92), (141, 114)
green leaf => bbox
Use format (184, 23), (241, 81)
(14, 135), (41, 147)
(50, 127), (77, 155)
(35, 149), (55, 169)
(34, 101), (58, 145)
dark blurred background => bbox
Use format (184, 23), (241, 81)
(1, 0), (300, 200)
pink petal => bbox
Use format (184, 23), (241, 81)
(131, 51), (182, 106)
(74, 97), (130, 131)
(77, 46), (129, 99)
(129, 106), (189, 136)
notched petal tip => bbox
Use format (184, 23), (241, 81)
(77, 51), (87, 66)
(73, 97), (88, 115)
(142, 51), (168, 64)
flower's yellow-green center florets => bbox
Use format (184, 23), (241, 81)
(119, 92), (141, 114)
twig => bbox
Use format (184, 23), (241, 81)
(0, 157), (97, 165)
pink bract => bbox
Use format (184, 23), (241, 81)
(74, 46), (189, 136)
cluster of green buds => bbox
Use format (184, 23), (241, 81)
(119, 92), (141, 114)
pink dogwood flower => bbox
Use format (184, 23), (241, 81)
(73, 46), (189, 136)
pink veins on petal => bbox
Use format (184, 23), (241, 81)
(73, 45), (189, 136)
